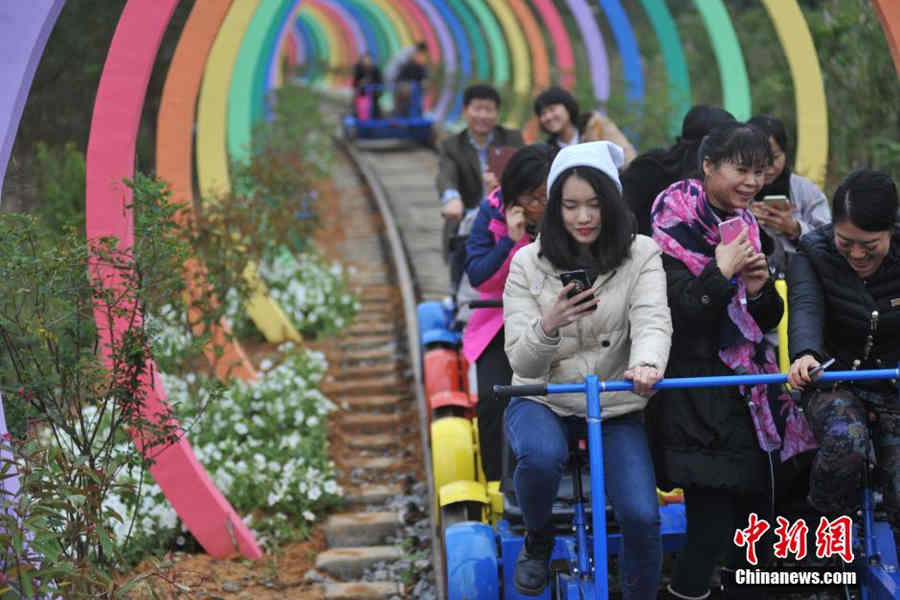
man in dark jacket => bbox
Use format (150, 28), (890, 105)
(436, 84), (524, 292)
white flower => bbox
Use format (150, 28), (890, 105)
(260, 359), (274, 371)
(303, 510), (315, 521)
(235, 422), (248, 435)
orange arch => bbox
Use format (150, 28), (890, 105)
(156, 0), (257, 382)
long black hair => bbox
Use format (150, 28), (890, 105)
(832, 169), (899, 232)
(539, 166), (635, 273)
(654, 105), (736, 180)
(500, 143), (556, 210)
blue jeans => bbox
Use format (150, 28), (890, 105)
(504, 397), (661, 600)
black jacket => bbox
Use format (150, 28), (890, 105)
(647, 256), (784, 493)
(788, 225), (900, 393)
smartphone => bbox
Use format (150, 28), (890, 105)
(487, 146), (519, 180)
(559, 269), (596, 311)
(808, 357), (836, 378)
(718, 217), (745, 245)
(762, 194), (791, 212)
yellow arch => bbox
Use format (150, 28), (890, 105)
(196, 0), (301, 343)
(484, 0), (531, 126)
(299, 4), (344, 88)
(761, 0), (829, 187)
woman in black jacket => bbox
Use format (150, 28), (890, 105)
(650, 123), (784, 599)
(787, 169), (900, 524)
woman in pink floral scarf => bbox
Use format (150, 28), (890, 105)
(648, 122), (787, 600)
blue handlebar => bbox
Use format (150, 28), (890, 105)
(492, 367), (900, 397)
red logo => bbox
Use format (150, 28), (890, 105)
(773, 516), (809, 560)
(734, 512), (770, 565)
(815, 516), (854, 563)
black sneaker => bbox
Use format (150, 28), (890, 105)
(514, 528), (555, 596)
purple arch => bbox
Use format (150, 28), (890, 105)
(565, 0), (610, 102)
(413, 0), (455, 119)
(267, 0), (303, 93)
(0, 1), (66, 200)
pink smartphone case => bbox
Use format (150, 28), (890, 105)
(718, 217), (744, 244)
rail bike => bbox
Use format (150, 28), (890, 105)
(417, 295), (900, 599)
(342, 82), (434, 145)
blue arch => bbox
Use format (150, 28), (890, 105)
(430, 0), (470, 121)
(293, 17), (320, 81)
(597, 0), (644, 105)
(332, 0), (380, 62)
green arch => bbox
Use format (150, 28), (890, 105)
(230, 0), (291, 162)
(461, 0), (509, 88)
(691, 0), (751, 120)
(639, 0), (692, 137)
(445, 0), (490, 81)
(252, 0), (295, 124)
(297, 13), (328, 84)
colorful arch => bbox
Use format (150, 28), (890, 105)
(156, 0), (257, 383)
(692, 0), (752, 121)
(639, 0), (692, 136)
(0, 0), (65, 199)
(533, 0), (575, 89)
(761, 0), (829, 187)
(0, 0), (66, 514)
(85, 0), (261, 559)
(872, 0), (900, 76)
(484, 0), (531, 125)
(196, 0), (302, 343)
(463, 0), (510, 89)
(597, 0), (644, 106)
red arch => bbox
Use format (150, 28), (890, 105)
(86, 0), (261, 559)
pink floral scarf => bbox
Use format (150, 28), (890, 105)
(652, 179), (816, 460)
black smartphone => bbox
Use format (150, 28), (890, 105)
(559, 269), (596, 311)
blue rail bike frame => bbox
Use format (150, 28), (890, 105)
(496, 366), (900, 600)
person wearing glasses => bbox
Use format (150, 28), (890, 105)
(788, 169), (900, 526)
(463, 143), (556, 482)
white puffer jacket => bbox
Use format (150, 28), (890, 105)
(503, 234), (672, 418)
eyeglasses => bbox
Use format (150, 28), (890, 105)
(519, 190), (547, 207)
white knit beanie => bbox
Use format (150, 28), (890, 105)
(546, 140), (625, 199)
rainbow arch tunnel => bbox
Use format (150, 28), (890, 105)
(2, 0), (900, 561)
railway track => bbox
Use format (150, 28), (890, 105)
(305, 136), (446, 599)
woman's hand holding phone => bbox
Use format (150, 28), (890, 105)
(739, 252), (769, 296)
(714, 229), (753, 279)
(540, 283), (598, 338)
(788, 354), (828, 388)
(751, 201), (801, 239)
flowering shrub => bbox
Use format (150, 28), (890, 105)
(226, 247), (360, 339)
(42, 345), (344, 560)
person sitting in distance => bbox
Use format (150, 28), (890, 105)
(746, 114), (831, 274)
(503, 141), (672, 598)
(787, 169), (900, 525)
(533, 86), (637, 164)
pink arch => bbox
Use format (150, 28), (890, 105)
(533, 0), (576, 89)
(85, 0), (261, 559)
